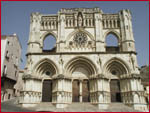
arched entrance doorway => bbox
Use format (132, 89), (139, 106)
(42, 79), (53, 102)
(71, 66), (91, 103)
(110, 79), (121, 102)
(34, 59), (58, 103)
(82, 79), (90, 102)
(72, 79), (90, 102)
(65, 57), (97, 103)
(72, 80), (80, 102)
(104, 58), (129, 103)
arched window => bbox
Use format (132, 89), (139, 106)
(105, 33), (119, 52)
(43, 35), (56, 52)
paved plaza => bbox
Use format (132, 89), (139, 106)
(1, 98), (140, 112)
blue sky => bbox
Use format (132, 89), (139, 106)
(1, 1), (149, 69)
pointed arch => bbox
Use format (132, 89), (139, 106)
(33, 58), (59, 76)
(40, 31), (58, 41)
(40, 31), (58, 48)
(103, 57), (130, 78)
(104, 30), (121, 52)
(103, 30), (121, 42)
(64, 56), (97, 77)
(106, 34), (119, 46)
(66, 29), (95, 41)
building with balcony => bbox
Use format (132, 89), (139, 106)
(1, 34), (22, 101)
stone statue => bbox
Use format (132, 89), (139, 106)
(26, 56), (33, 74)
(59, 55), (64, 65)
(130, 54), (135, 70)
(59, 55), (64, 73)
(27, 56), (32, 67)
(97, 55), (102, 69)
(78, 14), (83, 27)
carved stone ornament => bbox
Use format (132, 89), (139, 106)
(73, 32), (87, 45)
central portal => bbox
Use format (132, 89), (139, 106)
(82, 80), (90, 102)
(72, 80), (80, 102)
(72, 79), (90, 102)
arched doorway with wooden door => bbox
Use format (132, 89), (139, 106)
(65, 56), (97, 103)
(103, 58), (129, 103)
(82, 79), (90, 102)
(42, 79), (53, 102)
(33, 58), (59, 103)
(72, 79), (90, 102)
(72, 79), (80, 102)
(110, 79), (121, 102)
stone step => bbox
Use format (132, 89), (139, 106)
(105, 102), (140, 112)
(31, 102), (141, 112)
(2, 98), (141, 112)
(63, 102), (104, 112)
(35, 102), (56, 112)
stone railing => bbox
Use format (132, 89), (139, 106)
(102, 14), (120, 29)
(59, 7), (101, 14)
(41, 16), (58, 30)
(65, 17), (95, 28)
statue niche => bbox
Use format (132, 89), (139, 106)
(77, 12), (83, 27)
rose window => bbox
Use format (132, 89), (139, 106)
(73, 32), (87, 45)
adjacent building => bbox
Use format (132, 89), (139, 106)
(20, 7), (148, 111)
(140, 65), (149, 109)
(1, 34), (22, 101)
(14, 69), (24, 97)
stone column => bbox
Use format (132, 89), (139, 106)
(20, 74), (42, 108)
(94, 13), (105, 52)
(120, 74), (148, 111)
(111, 20), (114, 28)
(83, 19), (86, 27)
(115, 20), (118, 28)
(52, 74), (72, 108)
(104, 20), (106, 28)
(96, 74), (110, 109)
(107, 20), (110, 28)
(79, 80), (83, 102)
(58, 14), (65, 52)
(74, 16), (77, 27)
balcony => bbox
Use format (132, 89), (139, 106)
(106, 46), (119, 52)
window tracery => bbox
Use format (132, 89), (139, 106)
(73, 32), (87, 45)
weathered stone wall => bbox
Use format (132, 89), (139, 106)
(1, 34), (22, 102)
(21, 8), (148, 111)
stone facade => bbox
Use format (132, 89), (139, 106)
(14, 70), (24, 97)
(20, 8), (148, 111)
(1, 34), (22, 102)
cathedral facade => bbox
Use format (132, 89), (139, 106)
(20, 8), (148, 111)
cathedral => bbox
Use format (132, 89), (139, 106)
(19, 7), (148, 111)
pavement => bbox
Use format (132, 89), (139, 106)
(35, 102), (105, 112)
(1, 98), (140, 112)
(34, 102), (140, 112)
(104, 103), (140, 112)
(1, 98), (35, 112)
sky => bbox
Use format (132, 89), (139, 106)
(1, 1), (149, 69)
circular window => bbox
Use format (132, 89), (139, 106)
(111, 70), (117, 75)
(45, 71), (51, 76)
(73, 32), (87, 45)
